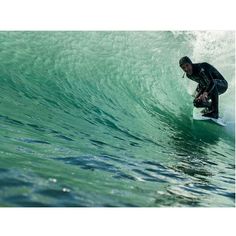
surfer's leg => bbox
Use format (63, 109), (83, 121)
(205, 80), (227, 118)
(209, 88), (219, 114)
(202, 82), (218, 118)
(208, 80), (228, 112)
(216, 79), (228, 95)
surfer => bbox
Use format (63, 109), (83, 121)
(179, 56), (228, 119)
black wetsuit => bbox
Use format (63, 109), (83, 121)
(187, 62), (228, 116)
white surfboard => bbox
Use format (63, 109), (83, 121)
(193, 108), (226, 127)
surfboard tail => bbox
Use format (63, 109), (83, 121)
(193, 108), (226, 126)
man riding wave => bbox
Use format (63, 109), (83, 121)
(179, 56), (228, 119)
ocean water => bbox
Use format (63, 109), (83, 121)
(0, 31), (234, 207)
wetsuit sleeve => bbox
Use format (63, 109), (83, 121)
(208, 65), (225, 80)
(195, 84), (205, 98)
(199, 66), (212, 93)
(186, 73), (205, 98)
(200, 63), (225, 94)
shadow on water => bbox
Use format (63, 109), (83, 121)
(161, 112), (235, 206)
(167, 113), (221, 178)
(146, 101), (235, 206)
(147, 103), (222, 155)
(145, 105), (234, 206)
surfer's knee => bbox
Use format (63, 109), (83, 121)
(220, 80), (228, 94)
(214, 79), (228, 95)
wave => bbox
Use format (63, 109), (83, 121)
(0, 31), (234, 206)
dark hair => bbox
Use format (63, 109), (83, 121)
(179, 56), (192, 66)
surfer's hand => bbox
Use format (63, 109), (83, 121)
(197, 92), (208, 102)
(195, 95), (202, 102)
(201, 92), (208, 102)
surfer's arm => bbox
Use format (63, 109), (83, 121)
(201, 63), (225, 94)
(198, 68), (212, 96)
(192, 84), (205, 100)
(195, 89), (204, 100)
(193, 84), (204, 98)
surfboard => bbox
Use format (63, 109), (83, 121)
(193, 108), (226, 126)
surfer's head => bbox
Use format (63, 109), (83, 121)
(179, 56), (193, 75)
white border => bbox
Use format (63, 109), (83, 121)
(1, 208), (236, 236)
(0, 0), (236, 30)
(0, 1), (235, 236)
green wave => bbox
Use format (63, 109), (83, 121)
(0, 31), (235, 207)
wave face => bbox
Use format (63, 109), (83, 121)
(0, 31), (234, 207)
